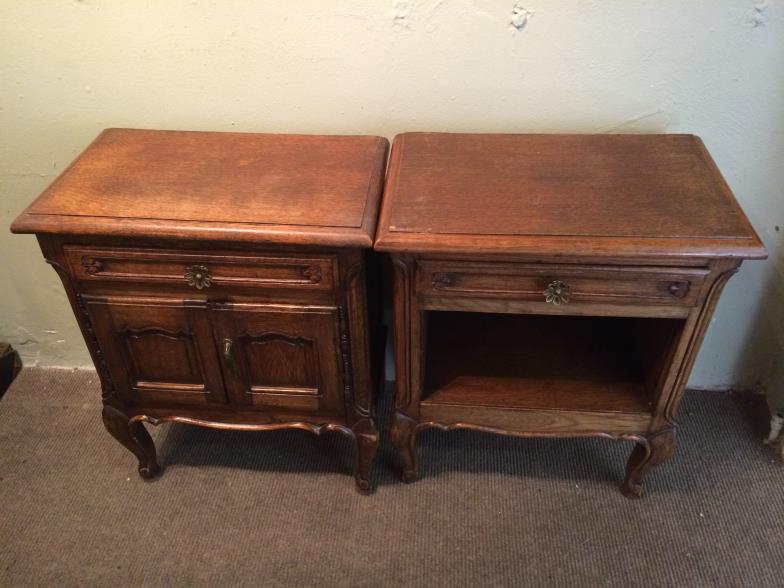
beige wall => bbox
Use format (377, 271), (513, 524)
(1, 1), (782, 389)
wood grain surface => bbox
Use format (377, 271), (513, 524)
(12, 128), (389, 248)
(376, 133), (765, 258)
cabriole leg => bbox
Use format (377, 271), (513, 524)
(351, 418), (379, 495)
(101, 405), (160, 479)
(391, 410), (419, 483)
(621, 428), (677, 499)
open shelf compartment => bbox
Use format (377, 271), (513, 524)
(421, 311), (685, 417)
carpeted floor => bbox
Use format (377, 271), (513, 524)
(0, 368), (782, 587)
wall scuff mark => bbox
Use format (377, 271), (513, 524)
(391, 1), (412, 31)
(509, 4), (533, 32)
(603, 110), (672, 133)
(749, 0), (769, 28)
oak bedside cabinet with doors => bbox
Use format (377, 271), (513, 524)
(11, 129), (388, 494)
(375, 132), (766, 498)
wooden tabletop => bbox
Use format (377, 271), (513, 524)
(375, 133), (765, 259)
(12, 129), (389, 248)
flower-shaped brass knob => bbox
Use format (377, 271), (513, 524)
(544, 280), (571, 305)
(185, 265), (212, 289)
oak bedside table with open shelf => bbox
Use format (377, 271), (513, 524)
(375, 132), (766, 497)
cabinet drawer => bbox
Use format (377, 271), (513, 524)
(65, 246), (335, 292)
(417, 261), (709, 307)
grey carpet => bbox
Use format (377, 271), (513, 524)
(0, 368), (782, 587)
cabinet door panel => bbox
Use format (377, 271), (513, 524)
(84, 297), (227, 405)
(213, 304), (344, 414)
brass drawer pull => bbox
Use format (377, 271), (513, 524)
(185, 264), (212, 289)
(544, 280), (571, 305)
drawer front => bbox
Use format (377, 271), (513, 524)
(418, 261), (708, 307)
(65, 246), (335, 292)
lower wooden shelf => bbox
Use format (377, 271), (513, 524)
(421, 312), (683, 421)
(422, 379), (652, 415)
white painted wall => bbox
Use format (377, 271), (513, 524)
(1, 1), (782, 390)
